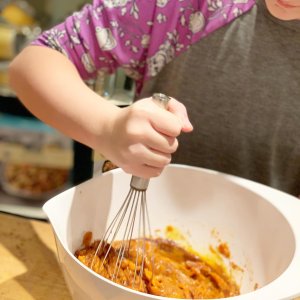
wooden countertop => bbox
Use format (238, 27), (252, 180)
(0, 212), (72, 300)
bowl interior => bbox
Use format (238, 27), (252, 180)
(44, 165), (296, 299)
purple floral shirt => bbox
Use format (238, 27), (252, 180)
(32, 0), (255, 92)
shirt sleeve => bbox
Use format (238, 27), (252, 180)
(31, 0), (255, 92)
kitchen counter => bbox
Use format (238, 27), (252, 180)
(0, 212), (71, 300)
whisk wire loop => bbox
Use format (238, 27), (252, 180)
(91, 93), (170, 289)
(113, 188), (140, 281)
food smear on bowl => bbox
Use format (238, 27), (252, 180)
(75, 230), (240, 299)
(162, 226), (240, 275)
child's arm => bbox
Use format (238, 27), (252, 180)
(9, 45), (192, 178)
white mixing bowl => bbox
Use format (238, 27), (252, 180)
(43, 164), (300, 300)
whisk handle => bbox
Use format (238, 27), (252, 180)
(152, 93), (170, 109)
(130, 176), (149, 191)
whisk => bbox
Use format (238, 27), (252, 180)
(90, 93), (170, 289)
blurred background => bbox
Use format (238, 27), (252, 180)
(0, 0), (134, 219)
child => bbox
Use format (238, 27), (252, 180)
(9, 0), (300, 196)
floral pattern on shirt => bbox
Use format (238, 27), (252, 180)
(32, 0), (255, 92)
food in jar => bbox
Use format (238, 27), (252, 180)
(2, 163), (69, 198)
(75, 232), (240, 299)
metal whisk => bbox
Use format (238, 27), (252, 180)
(90, 93), (170, 289)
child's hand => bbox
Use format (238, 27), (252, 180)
(100, 96), (193, 178)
